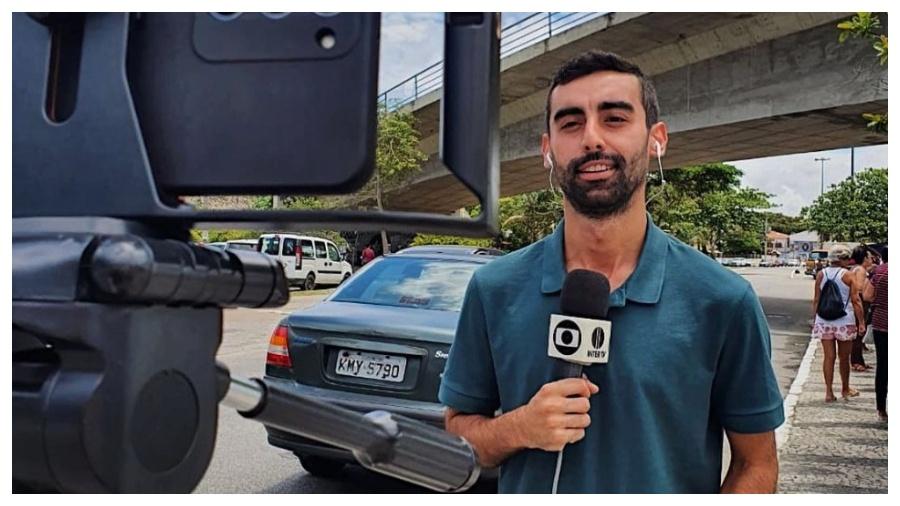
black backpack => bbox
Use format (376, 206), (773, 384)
(817, 269), (850, 320)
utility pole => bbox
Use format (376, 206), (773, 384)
(850, 147), (855, 179)
(815, 157), (831, 197)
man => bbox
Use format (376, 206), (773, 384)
(439, 51), (783, 493)
(360, 244), (376, 265)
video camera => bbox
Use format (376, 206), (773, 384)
(12, 12), (499, 492)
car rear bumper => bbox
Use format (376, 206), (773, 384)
(263, 378), (499, 481)
(262, 377), (445, 461)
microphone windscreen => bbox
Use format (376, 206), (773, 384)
(560, 269), (610, 319)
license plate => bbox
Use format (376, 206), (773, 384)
(334, 349), (407, 383)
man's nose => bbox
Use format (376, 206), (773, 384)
(581, 118), (606, 152)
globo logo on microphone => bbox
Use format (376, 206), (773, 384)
(552, 319), (581, 356)
(548, 314), (612, 365)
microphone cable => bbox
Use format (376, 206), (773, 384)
(552, 447), (566, 494)
(551, 364), (583, 494)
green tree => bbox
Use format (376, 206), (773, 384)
(409, 189), (562, 251)
(410, 233), (493, 248)
(803, 168), (888, 243)
(647, 163), (773, 255)
(838, 13), (888, 133)
(370, 107), (429, 252)
(189, 228), (260, 244)
(764, 212), (808, 235)
(496, 189), (563, 249)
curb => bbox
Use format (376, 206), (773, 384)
(775, 337), (818, 449)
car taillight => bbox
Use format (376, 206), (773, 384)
(294, 244), (302, 269)
(266, 324), (292, 368)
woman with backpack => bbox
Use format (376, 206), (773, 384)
(812, 244), (866, 402)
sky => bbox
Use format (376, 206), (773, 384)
(378, 13), (889, 218)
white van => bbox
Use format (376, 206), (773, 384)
(257, 234), (353, 290)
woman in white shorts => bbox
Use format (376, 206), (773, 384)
(812, 244), (866, 402)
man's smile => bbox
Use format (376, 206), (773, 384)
(576, 160), (618, 181)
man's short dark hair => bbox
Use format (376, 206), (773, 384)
(545, 51), (659, 132)
(880, 245), (888, 263)
(852, 244), (870, 265)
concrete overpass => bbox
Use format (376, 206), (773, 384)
(378, 12), (888, 213)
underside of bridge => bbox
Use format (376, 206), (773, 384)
(372, 12), (887, 214)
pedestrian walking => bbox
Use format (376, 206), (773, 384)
(812, 244), (866, 402)
(863, 246), (888, 422)
(850, 245), (875, 372)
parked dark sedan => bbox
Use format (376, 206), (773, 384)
(263, 251), (497, 479)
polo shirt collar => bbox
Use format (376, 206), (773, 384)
(540, 213), (668, 305)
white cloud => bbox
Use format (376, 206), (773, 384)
(731, 144), (888, 217)
(379, 12), (538, 93)
(379, 13), (444, 91)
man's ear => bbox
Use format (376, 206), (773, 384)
(541, 132), (551, 168)
(649, 122), (669, 157)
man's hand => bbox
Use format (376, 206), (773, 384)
(445, 376), (599, 468)
(517, 377), (599, 451)
(858, 322), (867, 336)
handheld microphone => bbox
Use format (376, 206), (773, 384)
(548, 269), (612, 379)
(547, 269), (612, 494)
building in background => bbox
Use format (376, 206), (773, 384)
(766, 230), (791, 256)
(789, 230), (822, 260)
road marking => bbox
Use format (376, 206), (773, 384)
(775, 337), (818, 449)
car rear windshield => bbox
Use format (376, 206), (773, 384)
(260, 236), (280, 255)
(331, 257), (482, 312)
(227, 242), (256, 251)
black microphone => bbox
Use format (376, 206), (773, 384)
(549, 269), (612, 379)
(546, 269), (612, 493)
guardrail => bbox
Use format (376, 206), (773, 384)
(378, 12), (607, 110)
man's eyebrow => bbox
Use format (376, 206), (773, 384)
(552, 107), (584, 123)
(599, 101), (635, 112)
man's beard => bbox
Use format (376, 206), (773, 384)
(552, 149), (646, 220)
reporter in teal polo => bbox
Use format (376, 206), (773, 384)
(439, 51), (784, 493)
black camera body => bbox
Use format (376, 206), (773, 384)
(12, 12), (499, 492)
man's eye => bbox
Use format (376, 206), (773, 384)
(606, 116), (626, 123)
(561, 121), (579, 129)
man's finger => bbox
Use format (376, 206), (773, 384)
(584, 376), (599, 394)
(545, 378), (592, 397)
(562, 396), (591, 413)
(561, 414), (591, 429)
(568, 429), (586, 444)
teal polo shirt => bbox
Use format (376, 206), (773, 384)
(438, 216), (784, 493)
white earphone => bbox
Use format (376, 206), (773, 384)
(646, 139), (666, 205)
(545, 153), (561, 197)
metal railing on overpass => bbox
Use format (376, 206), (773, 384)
(377, 12), (607, 110)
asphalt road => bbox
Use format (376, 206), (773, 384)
(195, 267), (815, 493)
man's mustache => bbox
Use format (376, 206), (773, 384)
(566, 150), (626, 173)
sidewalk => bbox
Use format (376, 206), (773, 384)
(777, 343), (888, 493)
